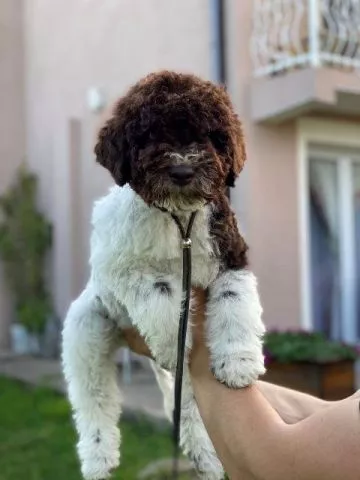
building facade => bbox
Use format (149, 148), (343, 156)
(1, 0), (359, 350)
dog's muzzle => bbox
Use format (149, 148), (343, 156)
(168, 165), (194, 186)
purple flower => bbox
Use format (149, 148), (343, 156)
(263, 348), (274, 366)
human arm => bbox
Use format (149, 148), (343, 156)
(189, 287), (360, 480)
(121, 308), (333, 425)
(122, 324), (336, 426)
(121, 292), (360, 479)
(256, 380), (330, 424)
(257, 379), (360, 424)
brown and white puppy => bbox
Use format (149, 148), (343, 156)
(62, 71), (265, 480)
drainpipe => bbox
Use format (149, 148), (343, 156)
(209, 0), (230, 199)
(210, 0), (227, 85)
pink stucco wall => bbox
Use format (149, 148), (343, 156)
(246, 123), (300, 330)
(0, 0), (303, 349)
(23, 0), (212, 321)
(0, 0), (25, 349)
(226, 0), (301, 330)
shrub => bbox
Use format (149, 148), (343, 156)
(0, 165), (53, 333)
(264, 330), (358, 364)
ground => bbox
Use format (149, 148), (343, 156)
(0, 376), (190, 480)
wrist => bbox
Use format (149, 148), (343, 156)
(189, 347), (213, 382)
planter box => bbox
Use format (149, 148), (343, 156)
(262, 360), (355, 400)
(10, 324), (39, 355)
(10, 315), (60, 358)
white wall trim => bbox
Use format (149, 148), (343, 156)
(298, 118), (360, 148)
(297, 118), (360, 331)
(338, 157), (357, 342)
(297, 125), (311, 330)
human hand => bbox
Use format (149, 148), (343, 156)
(189, 287), (213, 379)
(122, 287), (210, 369)
(121, 327), (153, 359)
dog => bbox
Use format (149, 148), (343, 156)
(62, 71), (266, 480)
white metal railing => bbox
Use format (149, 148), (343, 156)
(251, 0), (360, 77)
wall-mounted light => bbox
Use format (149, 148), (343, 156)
(87, 87), (106, 113)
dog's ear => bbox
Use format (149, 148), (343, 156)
(94, 117), (131, 187)
(225, 119), (247, 188)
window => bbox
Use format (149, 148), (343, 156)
(308, 151), (360, 343)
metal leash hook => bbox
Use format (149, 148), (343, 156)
(170, 211), (197, 480)
(182, 238), (192, 249)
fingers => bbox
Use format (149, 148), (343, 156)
(122, 288), (208, 362)
(121, 327), (153, 359)
(191, 287), (207, 347)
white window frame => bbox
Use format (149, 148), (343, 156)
(297, 118), (360, 342)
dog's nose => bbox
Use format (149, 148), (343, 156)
(169, 165), (194, 186)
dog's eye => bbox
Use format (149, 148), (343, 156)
(209, 131), (228, 153)
(154, 281), (172, 295)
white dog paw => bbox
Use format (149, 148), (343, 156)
(211, 351), (265, 388)
(78, 429), (120, 480)
(182, 426), (224, 480)
(81, 451), (120, 480)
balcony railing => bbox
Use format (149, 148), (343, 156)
(251, 0), (360, 77)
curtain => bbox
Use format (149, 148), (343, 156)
(353, 164), (360, 340)
(309, 159), (340, 339)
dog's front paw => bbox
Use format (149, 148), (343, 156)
(81, 454), (119, 480)
(211, 350), (265, 388)
(78, 428), (120, 480)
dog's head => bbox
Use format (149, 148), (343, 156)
(95, 71), (246, 211)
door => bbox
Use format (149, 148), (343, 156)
(308, 151), (360, 343)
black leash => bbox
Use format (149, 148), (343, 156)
(170, 210), (197, 479)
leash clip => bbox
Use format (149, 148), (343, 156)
(182, 238), (192, 249)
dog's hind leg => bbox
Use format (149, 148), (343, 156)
(180, 367), (224, 480)
(151, 361), (223, 478)
(150, 360), (174, 422)
(62, 286), (121, 480)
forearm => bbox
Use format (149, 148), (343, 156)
(257, 380), (330, 424)
(191, 356), (360, 480)
(190, 352), (286, 479)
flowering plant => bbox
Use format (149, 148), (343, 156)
(264, 330), (359, 365)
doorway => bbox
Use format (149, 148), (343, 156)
(308, 151), (360, 343)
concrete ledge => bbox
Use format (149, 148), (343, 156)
(0, 356), (168, 427)
(251, 67), (360, 124)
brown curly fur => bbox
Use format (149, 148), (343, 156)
(95, 70), (248, 269)
(210, 195), (248, 269)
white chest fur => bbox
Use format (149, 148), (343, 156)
(89, 185), (219, 325)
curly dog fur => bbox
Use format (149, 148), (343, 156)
(62, 71), (265, 480)
(95, 71), (245, 187)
